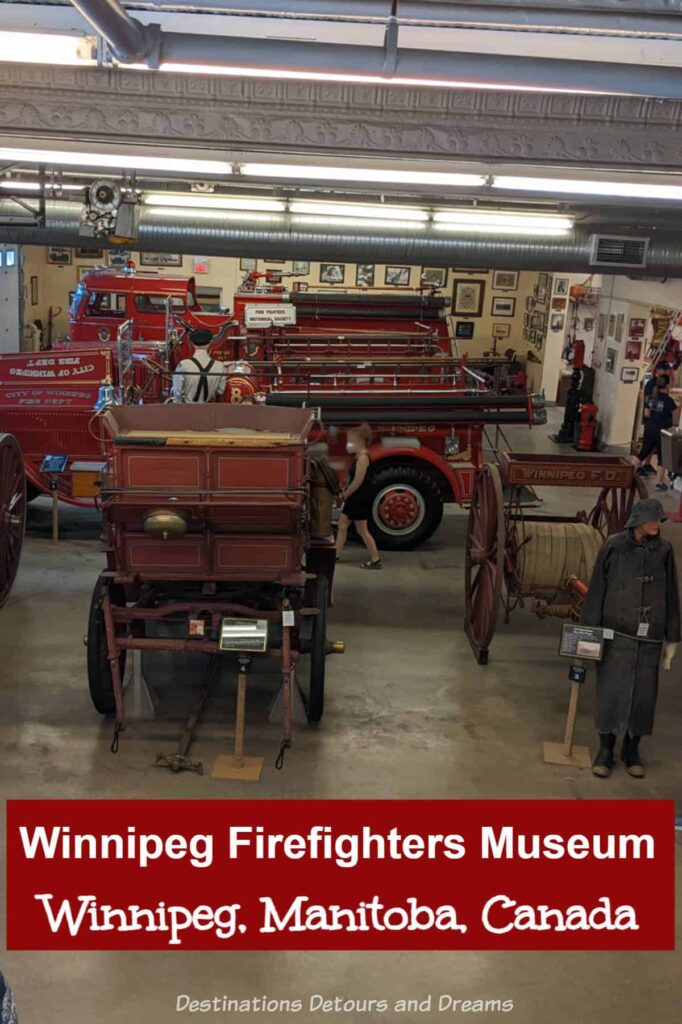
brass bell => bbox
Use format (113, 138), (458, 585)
(143, 509), (188, 540)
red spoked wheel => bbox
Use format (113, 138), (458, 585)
(589, 477), (647, 537)
(0, 434), (26, 608)
(464, 463), (505, 665)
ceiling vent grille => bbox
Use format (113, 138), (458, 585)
(589, 234), (649, 268)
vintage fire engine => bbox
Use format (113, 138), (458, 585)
(0, 267), (543, 549)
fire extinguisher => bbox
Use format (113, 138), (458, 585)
(575, 402), (598, 451)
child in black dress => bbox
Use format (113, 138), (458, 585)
(335, 423), (382, 569)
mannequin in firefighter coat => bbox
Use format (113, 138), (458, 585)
(581, 498), (680, 778)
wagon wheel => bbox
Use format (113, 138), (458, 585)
(86, 574), (127, 714)
(307, 572), (328, 723)
(464, 463), (505, 665)
(0, 434), (26, 608)
(589, 477), (647, 537)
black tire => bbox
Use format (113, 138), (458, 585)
(366, 464), (444, 550)
(307, 573), (328, 723)
(87, 575), (127, 715)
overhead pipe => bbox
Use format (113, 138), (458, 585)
(2, 198), (682, 274)
(66, 0), (682, 99)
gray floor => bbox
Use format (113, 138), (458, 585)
(1, 410), (681, 1022)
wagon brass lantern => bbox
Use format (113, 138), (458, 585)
(143, 509), (188, 540)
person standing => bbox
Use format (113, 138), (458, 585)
(635, 372), (678, 491)
(172, 329), (227, 404)
(335, 424), (382, 569)
(580, 498), (680, 778)
(0, 971), (18, 1024)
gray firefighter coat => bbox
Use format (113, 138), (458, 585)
(580, 529), (680, 736)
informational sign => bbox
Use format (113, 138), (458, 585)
(0, 351), (109, 383)
(559, 623), (604, 661)
(244, 303), (297, 328)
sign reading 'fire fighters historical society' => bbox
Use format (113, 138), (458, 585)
(244, 304), (297, 328)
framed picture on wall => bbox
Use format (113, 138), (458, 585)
(551, 296), (567, 311)
(356, 263), (375, 287)
(240, 258), (257, 271)
(525, 295), (535, 312)
(455, 321), (475, 340)
(30, 276), (38, 305)
(537, 273), (549, 304)
(385, 265), (411, 286)
(492, 270), (518, 291)
(621, 366), (640, 383)
(628, 317), (646, 339)
(554, 277), (569, 295)
(421, 266), (447, 288)
(452, 279), (485, 317)
(47, 246), (72, 266)
(320, 263), (345, 284)
(605, 347), (617, 374)
(493, 323), (511, 339)
(292, 260), (309, 275)
(491, 295), (516, 317)
(140, 252), (182, 267)
(107, 250), (130, 268)
(75, 245), (103, 259)
(551, 313), (565, 332)
(608, 314), (616, 336)
(626, 340), (642, 361)
(615, 313), (625, 342)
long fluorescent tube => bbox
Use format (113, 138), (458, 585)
(292, 215), (424, 231)
(0, 30), (95, 67)
(145, 208), (279, 223)
(493, 176), (682, 201)
(0, 147), (233, 176)
(434, 209), (574, 230)
(242, 163), (485, 188)
(145, 194), (285, 212)
(434, 224), (569, 237)
(290, 201), (428, 221)
(0, 181), (83, 191)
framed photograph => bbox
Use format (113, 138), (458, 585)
(551, 296), (567, 311)
(626, 340), (642, 362)
(453, 279), (485, 317)
(75, 245), (103, 259)
(615, 312), (625, 343)
(455, 321), (475, 340)
(554, 277), (570, 296)
(295, 281), (309, 292)
(385, 265), (411, 286)
(608, 314), (616, 337)
(537, 272), (549, 304)
(551, 313), (565, 332)
(193, 256), (209, 274)
(356, 263), (375, 288)
(421, 266), (447, 288)
(264, 259), (285, 264)
(491, 295), (516, 317)
(457, 268), (489, 274)
(525, 294), (535, 312)
(47, 246), (72, 266)
(583, 317), (595, 333)
(492, 270), (518, 291)
(597, 313), (607, 340)
(320, 262), (345, 284)
(605, 347), (617, 374)
(493, 323), (511, 339)
(30, 276), (38, 305)
(621, 366), (640, 383)
(628, 317), (646, 339)
(292, 260), (309, 275)
(107, 250), (130, 269)
(240, 258), (257, 272)
(140, 252), (182, 267)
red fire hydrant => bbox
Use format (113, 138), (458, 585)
(576, 402), (598, 451)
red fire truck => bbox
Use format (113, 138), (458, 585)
(0, 268), (543, 549)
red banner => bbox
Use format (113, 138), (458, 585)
(5, 799), (674, 951)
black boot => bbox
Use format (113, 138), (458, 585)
(622, 734), (645, 778)
(592, 733), (616, 778)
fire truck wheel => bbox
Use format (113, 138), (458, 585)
(367, 465), (443, 550)
(307, 573), (328, 723)
(86, 575), (127, 715)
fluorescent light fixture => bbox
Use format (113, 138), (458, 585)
(145, 194), (285, 212)
(0, 30), (95, 67)
(145, 208), (279, 223)
(292, 215), (424, 231)
(159, 63), (605, 96)
(0, 181), (83, 191)
(493, 175), (682, 201)
(0, 147), (233, 176)
(290, 200), (428, 221)
(434, 223), (569, 236)
(242, 163), (485, 188)
(434, 209), (573, 230)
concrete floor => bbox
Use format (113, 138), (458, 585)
(1, 410), (681, 1022)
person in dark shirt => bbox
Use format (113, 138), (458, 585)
(635, 373), (678, 491)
